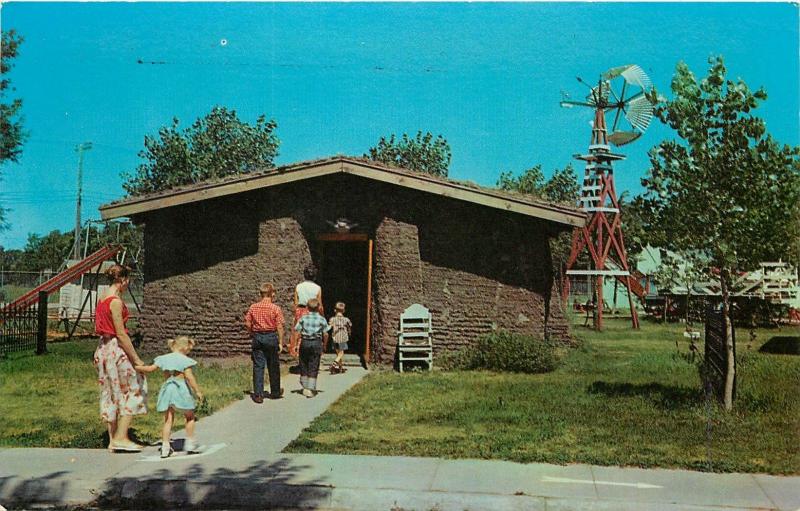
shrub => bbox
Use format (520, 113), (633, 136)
(442, 331), (560, 374)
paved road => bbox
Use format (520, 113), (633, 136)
(2, 366), (798, 511)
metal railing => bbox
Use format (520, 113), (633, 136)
(0, 292), (47, 356)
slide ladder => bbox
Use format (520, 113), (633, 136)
(615, 269), (647, 301)
(2, 244), (123, 313)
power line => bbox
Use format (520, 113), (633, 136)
(0, 192), (119, 199)
(25, 138), (139, 154)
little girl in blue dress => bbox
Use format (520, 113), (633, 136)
(136, 336), (204, 458)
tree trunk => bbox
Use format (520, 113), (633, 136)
(685, 291), (691, 326)
(720, 270), (735, 411)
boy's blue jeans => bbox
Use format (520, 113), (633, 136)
(252, 332), (281, 397)
(299, 338), (322, 391)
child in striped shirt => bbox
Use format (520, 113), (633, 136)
(328, 302), (352, 374)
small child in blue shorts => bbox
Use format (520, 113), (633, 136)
(136, 336), (204, 458)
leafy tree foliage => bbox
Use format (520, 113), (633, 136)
(15, 230), (75, 272)
(497, 164), (579, 206)
(4, 222), (142, 272)
(543, 164), (582, 205)
(653, 250), (710, 325)
(623, 196), (659, 258)
(122, 107), (279, 196)
(366, 131), (451, 177)
(0, 246), (23, 270)
(0, 30), (25, 165)
(641, 56), (800, 409)
(0, 30), (27, 231)
(497, 164), (547, 196)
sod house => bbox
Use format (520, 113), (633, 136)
(99, 157), (585, 362)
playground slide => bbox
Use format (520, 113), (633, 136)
(615, 269), (647, 300)
(2, 245), (122, 313)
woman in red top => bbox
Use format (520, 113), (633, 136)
(93, 264), (148, 452)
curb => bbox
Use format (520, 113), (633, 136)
(98, 480), (783, 511)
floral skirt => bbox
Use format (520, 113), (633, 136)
(94, 337), (148, 422)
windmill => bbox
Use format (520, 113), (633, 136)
(560, 64), (657, 330)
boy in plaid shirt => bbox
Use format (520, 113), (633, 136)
(245, 283), (285, 403)
(294, 298), (330, 398)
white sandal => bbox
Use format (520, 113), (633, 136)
(109, 441), (143, 453)
(160, 443), (174, 458)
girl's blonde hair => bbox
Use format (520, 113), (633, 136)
(167, 335), (196, 352)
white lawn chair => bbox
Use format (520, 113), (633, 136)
(398, 303), (433, 372)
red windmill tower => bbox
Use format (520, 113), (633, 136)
(560, 65), (656, 330)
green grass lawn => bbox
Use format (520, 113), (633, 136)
(0, 341), (256, 448)
(0, 284), (59, 303)
(286, 317), (800, 474)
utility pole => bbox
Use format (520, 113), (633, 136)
(73, 142), (92, 260)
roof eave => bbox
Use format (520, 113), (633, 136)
(99, 159), (345, 220)
(99, 158), (587, 228)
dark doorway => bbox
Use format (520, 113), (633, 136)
(317, 236), (371, 358)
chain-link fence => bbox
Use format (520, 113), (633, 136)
(0, 271), (56, 303)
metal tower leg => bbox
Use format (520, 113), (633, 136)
(626, 276), (640, 329)
(595, 275), (604, 331)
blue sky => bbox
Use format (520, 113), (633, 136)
(0, 2), (797, 249)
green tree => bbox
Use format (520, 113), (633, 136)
(122, 106), (279, 196)
(0, 30), (27, 230)
(366, 131), (452, 177)
(0, 246), (22, 270)
(653, 250), (709, 325)
(16, 230), (74, 272)
(623, 195), (660, 258)
(11, 222), (142, 273)
(497, 164), (546, 196)
(641, 56), (800, 409)
(497, 164), (580, 205)
(542, 164), (581, 205)
(83, 221), (143, 265)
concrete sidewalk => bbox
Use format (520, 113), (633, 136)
(2, 365), (799, 511)
(98, 453), (800, 511)
(1, 365), (369, 508)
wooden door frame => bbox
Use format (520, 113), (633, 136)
(315, 233), (373, 362)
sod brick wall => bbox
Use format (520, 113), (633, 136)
(137, 173), (570, 360)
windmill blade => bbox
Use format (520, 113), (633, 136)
(621, 65), (652, 89)
(608, 130), (642, 146)
(611, 106), (624, 132)
(611, 82), (628, 131)
(602, 65), (629, 81)
(560, 100), (593, 108)
(624, 94), (655, 132)
(586, 80), (610, 105)
(602, 64), (652, 90)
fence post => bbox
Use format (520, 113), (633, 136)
(37, 291), (48, 355)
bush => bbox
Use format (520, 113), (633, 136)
(441, 331), (560, 374)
